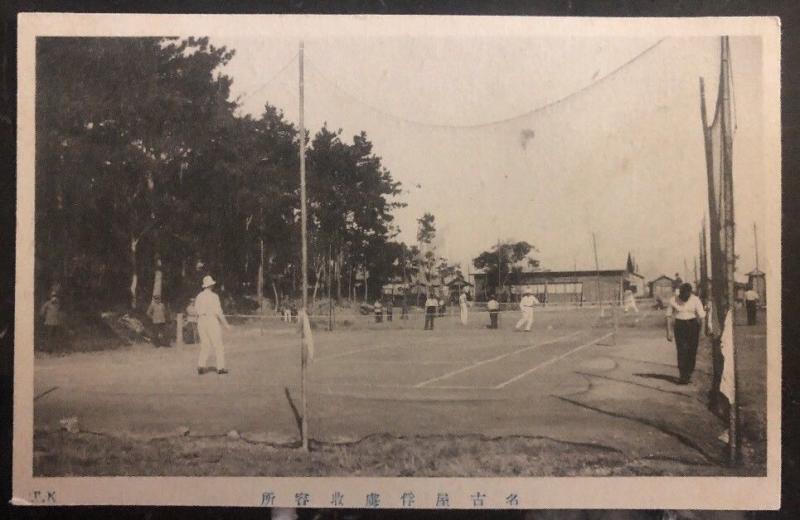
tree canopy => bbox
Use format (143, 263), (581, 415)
(473, 240), (540, 293)
(35, 37), (407, 311)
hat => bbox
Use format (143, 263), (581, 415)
(202, 275), (216, 288)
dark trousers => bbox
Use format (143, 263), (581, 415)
(152, 322), (169, 347)
(746, 300), (758, 325)
(488, 311), (499, 329)
(375, 312), (383, 323)
(386, 308), (393, 322)
(424, 306), (436, 330)
(674, 318), (700, 381)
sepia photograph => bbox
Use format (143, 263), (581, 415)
(13, 14), (780, 509)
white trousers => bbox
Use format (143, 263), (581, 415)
(515, 308), (534, 331)
(460, 304), (469, 325)
(197, 317), (225, 370)
(624, 299), (639, 313)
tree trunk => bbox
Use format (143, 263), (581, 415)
(130, 237), (138, 310)
(257, 239), (264, 313)
(271, 280), (279, 311)
(152, 257), (162, 300)
(336, 250), (342, 303)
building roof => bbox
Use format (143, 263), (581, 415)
(649, 274), (674, 284)
(474, 269), (629, 279)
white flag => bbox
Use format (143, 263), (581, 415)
(299, 310), (315, 362)
(720, 309), (735, 404)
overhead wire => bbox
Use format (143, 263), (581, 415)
(235, 51), (299, 105)
(302, 38), (666, 130)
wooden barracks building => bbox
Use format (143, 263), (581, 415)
(472, 267), (645, 305)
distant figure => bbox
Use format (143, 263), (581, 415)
(290, 302), (298, 323)
(196, 275), (231, 375)
(39, 292), (63, 352)
(385, 300), (393, 322)
(486, 294), (500, 329)
(146, 294), (169, 347)
(745, 285), (760, 325)
(459, 288), (471, 325)
(666, 283), (706, 385)
(185, 297), (199, 344)
(515, 290), (539, 332)
(438, 295), (446, 318)
(400, 296), (409, 320)
(673, 273), (683, 296)
(374, 300), (384, 323)
(424, 293), (438, 330)
(623, 288), (639, 314)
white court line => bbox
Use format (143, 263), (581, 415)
(494, 332), (614, 389)
(413, 331), (582, 388)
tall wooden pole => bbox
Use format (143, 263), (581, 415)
(298, 41), (309, 452)
(592, 233), (601, 307)
(720, 36), (738, 463)
(754, 222), (759, 271)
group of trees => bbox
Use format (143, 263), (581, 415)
(35, 37), (543, 314)
(35, 37), (405, 311)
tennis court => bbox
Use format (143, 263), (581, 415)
(34, 305), (763, 474)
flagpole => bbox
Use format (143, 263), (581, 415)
(298, 41), (309, 452)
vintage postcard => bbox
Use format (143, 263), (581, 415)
(13, 13), (781, 509)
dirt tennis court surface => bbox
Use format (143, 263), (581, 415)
(33, 307), (765, 475)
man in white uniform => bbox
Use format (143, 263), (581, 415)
(515, 290), (539, 332)
(459, 288), (471, 325)
(623, 287), (638, 314)
(196, 275), (231, 375)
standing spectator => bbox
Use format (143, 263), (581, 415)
(385, 299), (393, 322)
(185, 297), (199, 344)
(486, 294), (500, 329)
(459, 287), (471, 325)
(196, 275), (231, 375)
(666, 282), (706, 385)
(39, 292), (63, 352)
(374, 299), (384, 323)
(745, 284), (760, 325)
(438, 294), (446, 318)
(424, 292), (438, 330)
(673, 273), (683, 296)
(146, 295), (169, 347)
(515, 290), (539, 332)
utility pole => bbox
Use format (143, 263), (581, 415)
(497, 238), (502, 296)
(298, 41), (309, 452)
(720, 36), (738, 464)
(592, 233), (601, 307)
(754, 222), (759, 271)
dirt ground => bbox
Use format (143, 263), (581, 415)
(32, 304), (768, 477)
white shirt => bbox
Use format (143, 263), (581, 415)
(745, 289), (759, 301)
(487, 299), (499, 311)
(520, 295), (539, 309)
(195, 288), (224, 318)
(459, 293), (468, 306)
(666, 294), (706, 321)
(425, 297), (438, 308)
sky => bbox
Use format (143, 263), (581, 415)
(210, 34), (766, 282)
